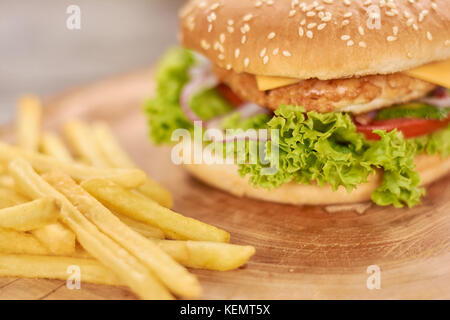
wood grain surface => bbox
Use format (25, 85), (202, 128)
(0, 69), (449, 300)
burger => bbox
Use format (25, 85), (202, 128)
(146, 0), (450, 208)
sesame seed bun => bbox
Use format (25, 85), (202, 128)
(183, 154), (450, 205)
(179, 0), (450, 80)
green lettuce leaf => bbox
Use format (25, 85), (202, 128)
(144, 47), (232, 144)
(236, 106), (424, 208)
(412, 124), (450, 157)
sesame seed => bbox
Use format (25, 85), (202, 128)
(289, 9), (296, 17)
(306, 30), (313, 38)
(220, 33), (226, 43)
(244, 58), (250, 67)
(227, 26), (234, 33)
(240, 24), (250, 34)
(413, 24), (419, 31)
(227, 19), (234, 26)
(393, 26), (398, 35)
(358, 41), (367, 48)
(317, 23), (326, 30)
(241, 35), (247, 44)
(307, 23), (317, 29)
(427, 32), (433, 41)
(260, 48), (267, 57)
(243, 13), (253, 21)
(342, 20), (350, 26)
(406, 18), (414, 27)
(300, 19), (306, 25)
(387, 36), (397, 42)
(201, 40), (210, 50)
(234, 48), (240, 58)
(347, 40), (354, 46)
(282, 50), (292, 57)
(267, 32), (276, 39)
(358, 26), (364, 35)
(226, 64), (232, 70)
(208, 24), (213, 32)
(407, 52), (413, 59)
(431, 3), (437, 10)
(298, 26), (304, 37)
(323, 0), (334, 4)
(273, 48), (279, 55)
(341, 35), (350, 41)
(218, 54), (225, 60)
(263, 56), (269, 64)
(344, 0), (351, 5)
(344, 12), (352, 18)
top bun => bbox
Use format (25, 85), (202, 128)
(179, 0), (450, 80)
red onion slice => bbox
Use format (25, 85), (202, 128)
(180, 65), (219, 122)
(206, 102), (270, 130)
(420, 87), (450, 108)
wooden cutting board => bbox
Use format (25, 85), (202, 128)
(0, 69), (449, 300)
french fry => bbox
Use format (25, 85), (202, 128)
(8, 159), (173, 300)
(17, 95), (42, 152)
(0, 198), (59, 231)
(31, 223), (76, 255)
(81, 178), (230, 242)
(92, 122), (173, 208)
(0, 254), (124, 286)
(115, 213), (165, 239)
(0, 187), (29, 207)
(154, 240), (256, 271)
(0, 142), (146, 188)
(40, 132), (73, 162)
(44, 171), (201, 298)
(0, 228), (51, 255)
(63, 121), (111, 167)
(0, 175), (15, 189)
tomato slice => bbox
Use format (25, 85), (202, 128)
(216, 84), (244, 107)
(356, 117), (450, 140)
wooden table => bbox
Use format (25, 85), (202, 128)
(0, 69), (449, 299)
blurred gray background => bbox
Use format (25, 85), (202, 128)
(0, 0), (184, 124)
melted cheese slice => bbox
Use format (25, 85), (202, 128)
(255, 75), (301, 90)
(404, 59), (450, 89)
(255, 59), (450, 91)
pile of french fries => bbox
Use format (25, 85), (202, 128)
(0, 95), (255, 299)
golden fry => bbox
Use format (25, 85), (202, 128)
(17, 95), (42, 152)
(0, 254), (123, 286)
(0, 228), (51, 255)
(8, 159), (173, 300)
(115, 213), (165, 239)
(0, 142), (146, 188)
(63, 121), (111, 167)
(40, 132), (73, 162)
(0, 198), (59, 231)
(0, 175), (15, 189)
(45, 171), (201, 298)
(154, 240), (256, 271)
(0, 187), (28, 208)
(81, 178), (230, 242)
(92, 122), (173, 208)
(32, 223), (76, 255)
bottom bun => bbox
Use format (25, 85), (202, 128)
(183, 154), (450, 205)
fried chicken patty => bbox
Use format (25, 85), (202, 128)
(213, 67), (436, 114)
